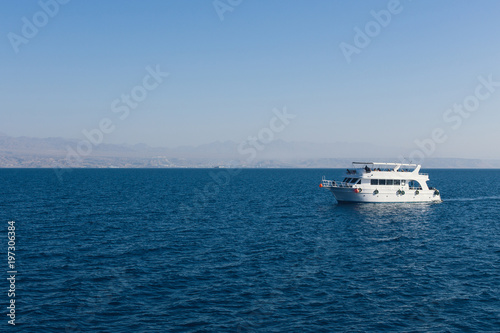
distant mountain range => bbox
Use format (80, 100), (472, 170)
(0, 133), (499, 168)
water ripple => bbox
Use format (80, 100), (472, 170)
(0, 168), (499, 332)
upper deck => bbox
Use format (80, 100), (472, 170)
(346, 162), (429, 180)
(353, 162), (417, 171)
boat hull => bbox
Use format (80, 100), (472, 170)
(329, 187), (442, 203)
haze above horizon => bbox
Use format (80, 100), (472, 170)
(2, 0), (500, 160)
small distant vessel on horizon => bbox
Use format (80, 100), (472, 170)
(320, 162), (442, 203)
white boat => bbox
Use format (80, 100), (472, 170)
(320, 162), (442, 203)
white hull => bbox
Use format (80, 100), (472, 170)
(321, 162), (442, 204)
(329, 187), (441, 203)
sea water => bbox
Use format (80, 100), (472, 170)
(0, 168), (499, 332)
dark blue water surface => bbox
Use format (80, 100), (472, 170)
(1, 168), (499, 332)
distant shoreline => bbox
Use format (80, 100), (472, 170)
(1, 166), (500, 170)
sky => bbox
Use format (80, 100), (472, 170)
(1, 0), (500, 159)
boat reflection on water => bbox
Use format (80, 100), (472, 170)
(329, 201), (437, 225)
(323, 201), (440, 245)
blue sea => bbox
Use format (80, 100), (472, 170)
(1, 168), (499, 332)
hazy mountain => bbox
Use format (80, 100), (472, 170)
(0, 135), (142, 157)
(0, 134), (499, 168)
(0, 135), (397, 159)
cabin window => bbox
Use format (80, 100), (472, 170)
(379, 179), (386, 185)
(394, 180), (401, 185)
(408, 180), (422, 190)
(371, 179), (378, 185)
(386, 179), (394, 185)
(401, 180), (406, 186)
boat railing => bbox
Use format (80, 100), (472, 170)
(322, 180), (355, 188)
(321, 178), (335, 187)
(322, 175), (361, 188)
(363, 168), (416, 173)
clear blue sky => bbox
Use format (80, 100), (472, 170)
(1, 0), (500, 159)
